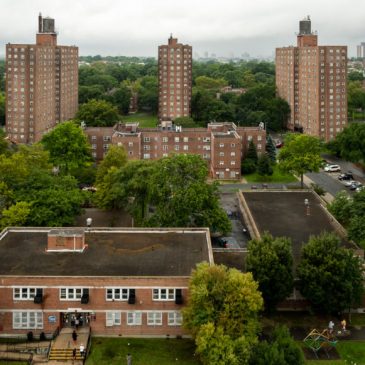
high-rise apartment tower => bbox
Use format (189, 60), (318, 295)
(5, 14), (78, 143)
(158, 36), (192, 121)
(276, 17), (347, 141)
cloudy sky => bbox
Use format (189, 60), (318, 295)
(0, 0), (363, 58)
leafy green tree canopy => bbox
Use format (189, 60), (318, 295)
(247, 233), (293, 312)
(297, 232), (364, 314)
(40, 121), (92, 174)
(76, 99), (120, 127)
(278, 134), (323, 188)
(333, 123), (365, 163)
(257, 154), (273, 176)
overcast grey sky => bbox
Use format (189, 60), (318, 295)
(0, 0), (363, 58)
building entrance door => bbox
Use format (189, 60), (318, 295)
(61, 312), (91, 328)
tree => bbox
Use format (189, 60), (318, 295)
(297, 232), (364, 314)
(183, 263), (263, 365)
(147, 154), (231, 234)
(78, 85), (104, 104)
(111, 85), (132, 115)
(40, 121), (92, 175)
(257, 154), (273, 177)
(348, 71), (365, 82)
(195, 76), (227, 90)
(348, 215), (365, 248)
(0, 128), (8, 155)
(76, 99), (120, 127)
(173, 117), (197, 128)
(249, 326), (304, 365)
(278, 134), (323, 188)
(95, 145), (128, 184)
(333, 123), (365, 163)
(247, 233), (293, 312)
(327, 191), (353, 226)
(246, 140), (258, 164)
(265, 135), (277, 163)
(0, 201), (31, 230)
(241, 159), (257, 175)
(137, 76), (158, 113)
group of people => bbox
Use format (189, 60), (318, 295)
(328, 319), (347, 334)
(72, 344), (85, 361)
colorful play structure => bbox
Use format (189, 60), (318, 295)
(303, 329), (338, 359)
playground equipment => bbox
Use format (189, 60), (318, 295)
(303, 329), (338, 359)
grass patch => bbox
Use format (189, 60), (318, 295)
(349, 314), (365, 327)
(86, 337), (200, 365)
(121, 113), (158, 128)
(244, 165), (297, 183)
(305, 341), (365, 364)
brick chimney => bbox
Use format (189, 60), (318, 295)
(47, 229), (86, 252)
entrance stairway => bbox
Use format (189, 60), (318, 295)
(48, 327), (90, 363)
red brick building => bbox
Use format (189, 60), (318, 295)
(276, 16), (347, 141)
(0, 227), (212, 337)
(158, 36), (192, 121)
(5, 14), (78, 143)
(84, 122), (266, 180)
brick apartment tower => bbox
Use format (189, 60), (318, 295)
(5, 14), (78, 143)
(158, 36), (192, 121)
(276, 17), (347, 141)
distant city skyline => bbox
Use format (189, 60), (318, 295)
(0, 0), (364, 58)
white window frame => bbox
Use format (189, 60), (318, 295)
(153, 288), (176, 301)
(13, 311), (43, 329)
(106, 312), (121, 327)
(60, 288), (85, 301)
(147, 312), (162, 326)
(106, 288), (130, 301)
(127, 311), (142, 326)
(143, 137), (150, 142)
(13, 287), (37, 300)
(168, 311), (182, 326)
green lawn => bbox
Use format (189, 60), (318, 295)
(121, 113), (158, 128)
(305, 341), (365, 365)
(86, 337), (201, 365)
(244, 165), (297, 183)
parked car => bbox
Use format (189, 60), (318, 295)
(349, 181), (362, 191)
(338, 173), (354, 181)
(218, 237), (240, 248)
(324, 164), (341, 172)
(275, 141), (283, 148)
(345, 180), (356, 187)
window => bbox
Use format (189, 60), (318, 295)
(60, 288), (86, 300)
(91, 135), (96, 141)
(106, 288), (131, 301)
(162, 137), (168, 142)
(203, 137), (210, 142)
(174, 145), (180, 151)
(147, 312), (162, 325)
(143, 153), (150, 159)
(103, 136), (111, 142)
(153, 288), (176, 300)
(183, 145), (188, 151)
(219, 152), (224, 157)
(106, 312), (121, 327)
(168, 311), (182, 326)
(144, 137), (150, 142)
(143, 145), (150, 150)
(127, 311), (142, 325)
(230, 152), (236, 157)
(174, 137), (180, 142)
(13, 288), (37, 300)
(13, 312), (43, 329)
(128, 142), (133, 147)
(219, 143), (224, 148)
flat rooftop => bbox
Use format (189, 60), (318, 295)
(241, 191), (352, 262)
(0, 228), (212, 277)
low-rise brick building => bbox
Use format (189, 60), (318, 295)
(0, 227), (213, 337)
(85, 122), (266, 180)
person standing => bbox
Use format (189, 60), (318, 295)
(341, 319), (347, 331)
(72, 330), (77, 345)
(328, 320), (334, 334)
(79, 343), (85, 357)
(126, 353), (132, 365)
